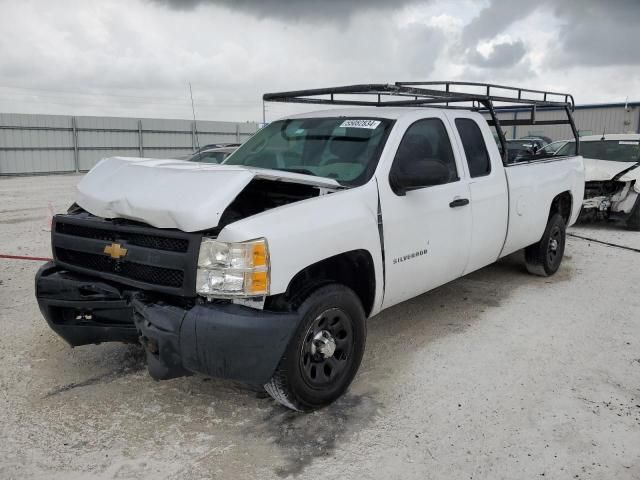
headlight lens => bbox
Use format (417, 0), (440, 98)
(196, 238), (269, 297)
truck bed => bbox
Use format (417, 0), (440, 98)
(501, 155), (585, 257)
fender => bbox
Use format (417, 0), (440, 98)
(217, 180), (385, 316)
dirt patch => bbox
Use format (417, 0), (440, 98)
(256, 393), (381, 477)
(44, 363), (145, 398)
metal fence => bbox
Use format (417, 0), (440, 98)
(0, 113), (259, 175)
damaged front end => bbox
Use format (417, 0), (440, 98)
(73, 156), (341, 232)
(581, 179), (640, 223)
(131, 296), (300, 383)
(34, 166), (328, 385)
(36, 263), (302, 385)
(577, 140), (640, 230)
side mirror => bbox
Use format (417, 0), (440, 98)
(390, 159), (450, 196)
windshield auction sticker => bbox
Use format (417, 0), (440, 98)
(339, 119), (381, 129)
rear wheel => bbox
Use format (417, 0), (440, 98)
(264, 284), (366, 412)
(525, 213), (566, 277)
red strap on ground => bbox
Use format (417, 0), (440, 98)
(0, 254), (52, 261)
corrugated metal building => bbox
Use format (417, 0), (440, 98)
(494, 101), (640, 141)
(2, 102), (638, 175)
(0, 113), (259, 175)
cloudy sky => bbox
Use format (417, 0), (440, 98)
(0, 0), (638, 122)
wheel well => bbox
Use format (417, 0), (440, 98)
(268, 250), (376, 317)
(549, 191), (572, 224)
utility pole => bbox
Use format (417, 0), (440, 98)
(262, 100), (266, 124)
(189, 82), (200, 151)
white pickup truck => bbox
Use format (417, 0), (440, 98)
(35, 82), (584, 411)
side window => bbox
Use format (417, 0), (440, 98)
(392, 118), (458, 185)
(455, 118), (491, 177)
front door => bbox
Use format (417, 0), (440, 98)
(379, 115), (472, 308)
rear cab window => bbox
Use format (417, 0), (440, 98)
(454, 118), (491, 177)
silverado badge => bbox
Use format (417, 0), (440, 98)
(104, 242), (128, 260)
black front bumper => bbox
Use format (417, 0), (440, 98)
(36, 263), (301, 385)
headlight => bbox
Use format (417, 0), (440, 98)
(196, 238), (269, 297)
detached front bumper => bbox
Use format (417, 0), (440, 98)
(35, 263), (301, 385)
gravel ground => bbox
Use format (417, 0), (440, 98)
(1, 174), (639, 480)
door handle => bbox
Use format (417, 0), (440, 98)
(449, 198), (470, 208)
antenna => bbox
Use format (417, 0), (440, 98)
(189, 82), (200, 152)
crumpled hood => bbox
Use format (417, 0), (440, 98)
(584, 157), (640, 183)
(76, 156), (340, 232)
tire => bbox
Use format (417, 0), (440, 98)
(625, 197), (640, 231)
(525, 213), (566, 277)
(264, 284), (366, 412)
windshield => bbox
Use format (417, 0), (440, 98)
(556, 140), (640, 162)
(223, 117), (393, 185)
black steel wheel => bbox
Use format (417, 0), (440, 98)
(546, 223), (563, 266)
(299, 308), (354, 389)
(264, 284), (366, 412)
(525, 213), (566, 277)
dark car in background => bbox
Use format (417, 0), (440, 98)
(505, 138), (547, 162)
(186, 146), (238, 164)
(519, 135), (552, 145)
(196, 143), (240, 153)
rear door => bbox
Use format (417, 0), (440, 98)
(379, 113), (472, 307)
(448, 112), (508, 274)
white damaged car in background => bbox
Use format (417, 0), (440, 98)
(556, 134), (640, 230)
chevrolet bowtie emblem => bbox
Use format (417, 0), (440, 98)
(104, 242), (128, 260)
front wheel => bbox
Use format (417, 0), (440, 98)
(264, 284), (366, 412)
(525, 213), (566, 277)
